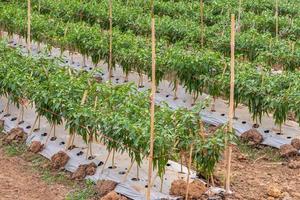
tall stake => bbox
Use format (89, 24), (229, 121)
(27, 0), (31, 54)
(200, 0), (204, 48)
(146, 0), (156, 199)
(225, 14), (235, 193)
(108, 0), (113, 81)
(275, 0), (279, 39)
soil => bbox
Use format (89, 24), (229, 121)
(240, 129), (263, 145)
(71, 162), (97, 180)
(169, 179), (207, 199)
(0, 148), (70, 200)
(29, 141), (44, 153)
(100, 191), (128, 200)
(215, 146), (300, 200)
(50, 151), (70, 170)
(86, 162), (97, 176)
(95, 180), (118, 197)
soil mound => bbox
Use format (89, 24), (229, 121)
(240, 129), (263, 145)
(50, 151), (70, 170)
(4, 127), (26, 144)
(170, 179), (207, 199)
(100, 191), (127, 200)
(291, 138), (300, 150)
(96, 180), (118, 197)
(280, 144), (298, 158)
(71, 162), (97, 180)
(29, 141), (44, 153)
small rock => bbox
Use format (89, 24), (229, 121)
(280, 144), (298, 158)
(240, 129), (263, 145)
(29, 141), (44, 153)
(267, 185), (282, 198)
(291, 138), (300, 150)
(288, 160), (300, 169)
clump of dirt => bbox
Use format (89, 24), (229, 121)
(279, 144), (298, 158)
(169, 179), (207, 199)
(240, 129), (263, 145)
(29, 141), (44, 153)
(291, 138), (300, 150)
(50, 151), (70, 170)
(267, 184), (282, 198)
(86, 162), (97, 175)
(288, 160), (300, 169)
(4, 127), (27, 144)
(100, 191), (127, 200)
(96, 180), (118, 197)
(71, 162), (97, 180)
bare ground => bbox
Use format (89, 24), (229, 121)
(0, 148), (70, 200)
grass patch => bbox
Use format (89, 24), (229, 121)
(237, 140), (283, 162)
(66, 180), (96, 200)
(3, 142), (27, 157)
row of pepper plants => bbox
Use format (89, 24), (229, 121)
(11, 0), (300, 71)
(0, 2), (299, 129)
(0, 41), (228, 179)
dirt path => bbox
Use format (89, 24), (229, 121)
(0, 149), (70, 200)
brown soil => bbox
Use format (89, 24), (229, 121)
(71, 162), (97, 181)
(0, 119), (4, 129)
(96, 180), (118, 197)
(100, 191), (127, 200)
(279, 144), (298, 158)
(240, 129), (263, 145)
(215, 146), (300, 200)
(291, 138), (300, 150)
(0, 148), (69, 200)
(4, 127), (27, 144)
(170, 179), (207, 199)
(86, 162), (97, 176)
(50, 151), (70, 170)
(29, 141), (44, 153)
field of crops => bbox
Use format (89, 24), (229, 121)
(0, 0), (299, 199)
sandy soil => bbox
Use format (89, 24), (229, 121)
(0, 149), (70, 200)
(216, 146), (300, 200)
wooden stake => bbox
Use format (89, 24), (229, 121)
(275, 0), (279, 39)
(27, 0), (31, 54)
(200, 0), (204, 48)
(185, 144), (193, 200)
(29, 115), (38, 135)
(146, 0), (156, 199)
(225, 14), (235, 194)
(108, 0), (113, 81)
(111, 149), (116, 168)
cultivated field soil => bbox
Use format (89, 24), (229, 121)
(0, 131), (299, 200)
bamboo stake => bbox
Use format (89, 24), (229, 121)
(225, 14), (235, 194)
(185, 144), (194, 200)
(27, 0), (31, 54)
(200, 0), (204, 48)
(45, 124), (54, 144)
(29, 115), (38, 135)
(146, 0), (156, 199)
(173, 80), (179, 100)
(275, 0), (279, 40)
(111, 149), (116, 168)
(108, 0), (113, 81)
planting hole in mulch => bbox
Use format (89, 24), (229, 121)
(88, 155), (96, 160)
(144, 185), (148, 188)
(166, 94), (170, 98)
(166, 163), (171, 167)
(156, 90), (160, 93)
(65, 60), (68, 63)
(33, 128), (40, 132)
(89, 67), (92, 70)
(253, 124), (260, 128)
(0, 110), (3, 113)
(41, 132), (47, 137)
(26, 125), (31, 129)
(287, 136), (292, 139)
(276, 132), (282, 135)
(50, 136), (57, 141)
(98, 161), (104, 166)
(118, 171), (126, 175)
(138, 85), (144, 88)
(131, 178), (140, 181)
(242, 121), (247, 124)
(18, 120), (24, 125)
(221, 113), (225, 116)
(124, 80), (128, 83)
(211, 109), (216, 112)
(59, 141), (65, 145)
(116, 78), (119, 81)
(10, 117), (17, 121)
(264, 130), (270, 133)
(108, 165), (117, 169)
(76, 151), (84, 156)
(4, 114), (11, 117)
